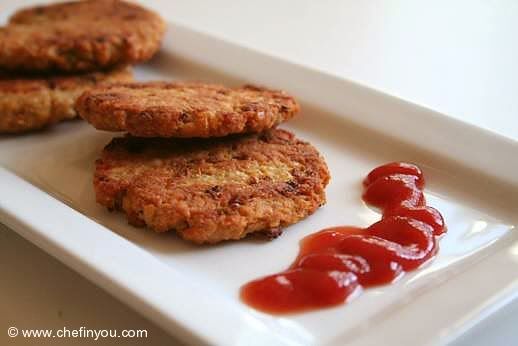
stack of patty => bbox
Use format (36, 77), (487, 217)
(0, 0), (165, 133)
(76, 82), (331, 244)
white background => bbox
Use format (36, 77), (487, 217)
(1, 0), (517, 345)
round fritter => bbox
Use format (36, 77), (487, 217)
(94, 129), (330, 244)
(76, 82), (300, 138)
(0, 66), (133, 133)
(0, 0), (165, 72)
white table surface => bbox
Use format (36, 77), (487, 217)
(1, 1), (517, 345)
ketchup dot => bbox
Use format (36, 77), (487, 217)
(298, 226), (363, 258)
(363, 162), (424, 189)
(337, 235), (410, 282)
(240, 269), (359, 314)
(296, 253), (369, 274)
(367, 216), (434, 250)
(362, 174), (425, 211)
(384, 204), (446, 236)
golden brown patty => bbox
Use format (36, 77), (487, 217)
(0, 0), (165, 72)
(76, 82), (300, 138)
(0, 66), (133, 133)
(94, 129), (329, 244)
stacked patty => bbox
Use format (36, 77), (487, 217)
(76, 81), (330, 244)
(0, 0), (165, 133)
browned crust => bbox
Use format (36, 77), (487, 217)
(94, 129), (330, 244)
(0, 0), (165, 72)
(76, 82), (300, 138)
(0, 66), (133, 133)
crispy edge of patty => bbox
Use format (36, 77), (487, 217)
(0, 66), (133, 133)
(76, 82), (300, 138)
(0, 0), (165, 72)
(94, 129), (330, 244)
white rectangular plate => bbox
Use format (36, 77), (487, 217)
(1, 23), (518, 346)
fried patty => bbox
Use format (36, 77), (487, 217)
(94, 129), (329, 244)
(0, 0), (165, 72)
(0, 66), (133, 133)
(76, 82), (300, 138)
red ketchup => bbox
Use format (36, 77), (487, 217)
(241, 162), (446, 314)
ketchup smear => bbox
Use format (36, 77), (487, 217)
(241, 162), (446, 314)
